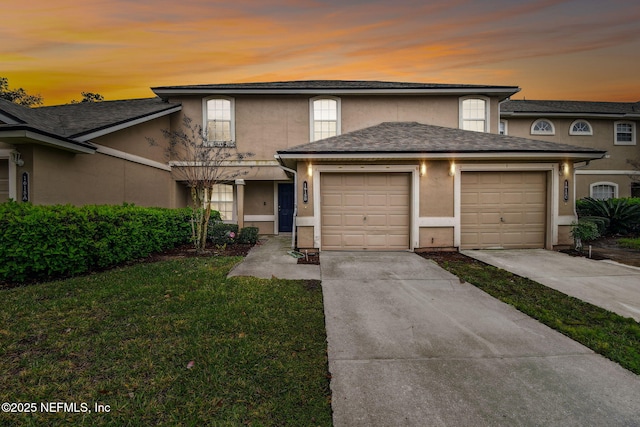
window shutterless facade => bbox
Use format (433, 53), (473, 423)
(204, 97), (235, 146)
(460, 97), (489, 132)
(614, 121), (636, 145)
(531, 119), (555, 135)
(208, 184), (234, 220)
(590, 182), (617, 200)
(310, 97), (340, 142)
(570, 120), (592, 135)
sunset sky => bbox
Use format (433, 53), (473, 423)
(3, 0), (640, 105)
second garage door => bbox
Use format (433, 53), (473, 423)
(321, 173), (410, 250)
(461, 171), (547, 249)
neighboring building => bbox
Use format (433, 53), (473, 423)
(500, 100), (640, 199)
(0, 80), (607, 251)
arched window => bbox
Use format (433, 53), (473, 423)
(460, 97), (489, 132)
(570, 120), (592, 135)
(531, 119), (555, 135)
(310, 97), (340, 141)
(590, 182), (618, 200)
(204, 97), (234, 146)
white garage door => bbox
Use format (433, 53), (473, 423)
(461, 171), (547, 249)
(321, 173), (410, 250)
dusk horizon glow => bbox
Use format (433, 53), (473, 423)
(3, 0), (640, 106)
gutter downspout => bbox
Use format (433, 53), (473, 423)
(274, 155), (297, 250)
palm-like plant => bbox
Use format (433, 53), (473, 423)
(576, 197), (640, 235)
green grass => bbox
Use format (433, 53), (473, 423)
(432, 256), (640, 375)
(618, 237), (640, 250)
(0, 257), (332, 426)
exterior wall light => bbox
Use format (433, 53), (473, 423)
(10, 151), (24, 166)
(449, 162), (456, 177)
(420, 162), (427, 177)
(559, 162), (568, 176)
(307, 164), (313, 177)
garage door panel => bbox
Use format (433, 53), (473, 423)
(321, 173), (410, 250)
(461, 171), (546, 249)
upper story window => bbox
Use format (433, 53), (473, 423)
(614, 121), (636, 145)
(460, 97), (489, 132)
(531, 119), (555, 135)
(204, 97), (235, 147)
(570, 120), (592, 135)
(499, 120), (508, 135)
(310, 97), (340, 141)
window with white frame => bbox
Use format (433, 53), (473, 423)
(460, 97), (488, 132)
(590, 182), (617, 200)
(614, 121), (636, 145)
(499, 120), (508, 135)
(311, 97), (340, 141)
(570, 120), (592, 135)
(531, 119), (555, 135)
(204, 98), (234, 146)
(208, 184), (234, 220)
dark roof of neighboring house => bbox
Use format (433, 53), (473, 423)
(0, 97), (181, 152)
(501, 100), (640, 117)
(277, 122), (606, 159)
(152, 80), (520, 100)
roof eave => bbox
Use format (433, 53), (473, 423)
(276, 151), (606, 161)
(500, 111), (640, 119)
(153, 87), (520, 100)
(0, 127), (96, 154)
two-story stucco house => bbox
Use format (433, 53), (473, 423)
(0, 80), (606, 251)
(500, 100), (640, 199)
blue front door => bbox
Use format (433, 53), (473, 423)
(278, 183), (294, 232)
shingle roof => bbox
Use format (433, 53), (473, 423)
(277, 122), (606, 157)
(153, 80), (520, 100)
(501, 100), (640, 116)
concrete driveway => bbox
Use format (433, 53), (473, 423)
(321, 251), (640, 426)
(463, 249), (640, 322)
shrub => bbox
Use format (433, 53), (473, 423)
(0, 202), (192, 283)
(576, 197), (640, 235)
(208, 222), (239, 246)
(238, 227), (260, 245)
(570, 220), (600, 252)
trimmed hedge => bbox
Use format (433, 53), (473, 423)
(0, 202), (192, 283)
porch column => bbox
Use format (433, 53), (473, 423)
(235, 179), (245, 229)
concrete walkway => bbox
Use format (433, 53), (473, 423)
(321, 251), (640, 426)
(463, 249), (640, 322)
(227, 234), (320, 280)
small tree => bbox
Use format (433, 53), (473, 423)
(148, 116), (254, 253)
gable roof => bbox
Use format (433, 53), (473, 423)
(0, 97), (181, 152)
(276, 122), (606, 162)
(153, 80), (520, 100)
(501, 100), (640, 118)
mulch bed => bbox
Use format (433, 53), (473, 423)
(297, 251), (320, 265)
(144, 242), (254, 263)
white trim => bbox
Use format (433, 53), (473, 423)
(531, 118), (555, 135)
(0, 149), (17, 200)
(454, 163), (558, 249)
(295, 216), (315, 226)
(459, 95), (490, 133)
(94, 144), (172, 171)
(501, 111), (640, 119)
(590, 181), (618, 199)
(614, 121), (636, 146)
(569, 119), (593, 136)
(244, 215), (275, 222)
(499, 119), (508, 135)
(74, 106), (182, 142)
(155, 87), (520, 97)
(575, 169), (640, 175)
(169, 160), (281, 167)
(312, 164), (419, 251)
(273, 182), (279, 234)
(557, 215), (577, 226)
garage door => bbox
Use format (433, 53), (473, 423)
(321, 173), (410, 250)
(461, 171), (546, 249)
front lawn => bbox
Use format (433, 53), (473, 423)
(618, 237), (640, 250)
(0, 257), (332, 426)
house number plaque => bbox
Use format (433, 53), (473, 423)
(563, 179), (569, 202)
(21, 172), (29, 202)
(303, 181), (308, 203)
